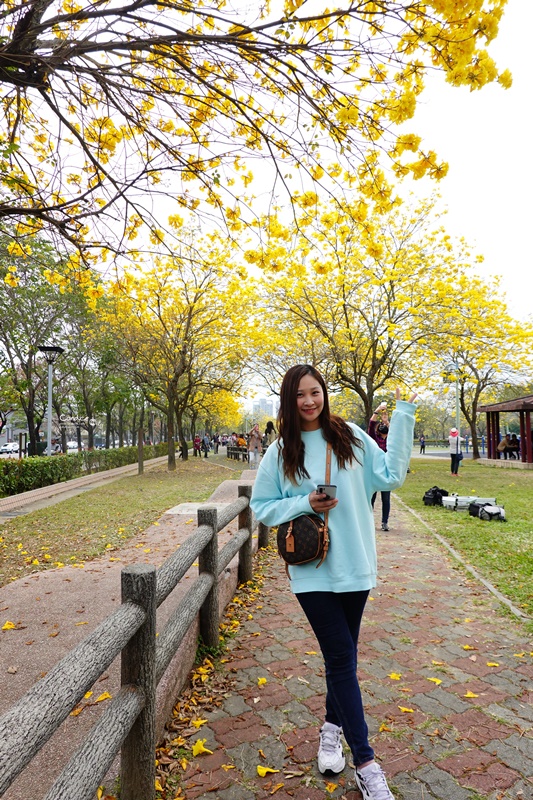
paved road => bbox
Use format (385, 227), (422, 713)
(164, 504), (533, 800)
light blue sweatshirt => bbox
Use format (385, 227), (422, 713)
(250, 401), (416, 593)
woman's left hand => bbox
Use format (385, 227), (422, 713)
(396, 387), (418, 404)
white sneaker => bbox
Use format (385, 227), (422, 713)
(355, 762), (394, 800)
(317, 722), (345, 774)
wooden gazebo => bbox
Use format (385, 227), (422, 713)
(478, 395), (533, 463)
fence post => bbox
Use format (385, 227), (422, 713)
(121, 564), (157, 800)
(258, 521), (270, 550)
(198, 507), (219, 650)
(238, 485), (253, 584)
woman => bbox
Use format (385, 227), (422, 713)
(368, 402), (392, 531)
(448, 428), (464, 475)
(251, 365), (416, 800)
(247, 423), (263, 469)
(264, 420), (277, 447)
(193, 434), (202, 457)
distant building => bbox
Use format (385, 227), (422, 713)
(252, 397), (277, 419)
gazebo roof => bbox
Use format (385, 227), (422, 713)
(478, 394), (533, 413)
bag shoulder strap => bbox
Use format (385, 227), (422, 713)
(318, 444), (333, 566)
(285, 443), (333, 578)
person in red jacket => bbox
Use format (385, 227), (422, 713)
(368, 403), (391, 530)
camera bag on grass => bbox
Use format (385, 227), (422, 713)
(423, 485), (449, 506)
(277, 444), (332, 569)
(469, 501), (506, 521)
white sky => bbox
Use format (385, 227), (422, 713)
(404, 0), (532, 322)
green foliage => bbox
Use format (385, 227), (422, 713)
(81, 442), (168, 473)
(0, 453), (82, 496)
(0, 443), (169, 497)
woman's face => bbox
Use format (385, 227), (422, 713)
(297, 374), (324, 430)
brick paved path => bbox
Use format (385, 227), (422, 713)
(170, 502), (532, 800)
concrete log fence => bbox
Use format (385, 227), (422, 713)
(0, 485), (270, 800)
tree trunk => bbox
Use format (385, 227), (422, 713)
(166, 390), (176, 471)
(118, 403), (125, 447)
(105, 412), (112, 448)
(175, 411), (189, 462)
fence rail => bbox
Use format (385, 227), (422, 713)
(0, 484), (270, 800)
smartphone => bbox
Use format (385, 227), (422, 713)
(316, 484), (337, 500)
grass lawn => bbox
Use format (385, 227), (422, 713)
(0, 454), (244, 587)
(396, 457), (533, 624)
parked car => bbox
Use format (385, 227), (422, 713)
(66, 441), (82, 451)
(0, 442), (19, 455)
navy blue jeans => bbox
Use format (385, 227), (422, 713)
(371, 491), (391, 524)
(295, 591), (374, 767)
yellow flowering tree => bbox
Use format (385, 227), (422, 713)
(251, 195), (500, 421)
(104, 238), (252, 468)
(435, 282), (533, 458)
(0, 0), (510, 264)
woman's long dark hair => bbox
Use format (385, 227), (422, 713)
(265, 420), (276, 435)
(277, 364), (363, 483)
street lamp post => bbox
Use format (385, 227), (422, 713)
(38, 346), (65, 456)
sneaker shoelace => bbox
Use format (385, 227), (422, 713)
(358, 764), (392, 800)
(320, 727), (341, 753)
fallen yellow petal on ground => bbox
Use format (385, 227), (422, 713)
(192, 739), (213, 756)
(257, 765), (280, 777)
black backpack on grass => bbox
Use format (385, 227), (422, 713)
(469, 502), (506, 521)
(423, 486), (449, 506)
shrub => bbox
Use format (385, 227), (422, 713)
(0, 442), (169, 497)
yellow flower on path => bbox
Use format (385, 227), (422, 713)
(464, 691), (479, 698)
(192, 739), (213, 756)
(398, 706), (414, 713)
(191, 718), (208, 729)
(427, 677), (442, 685)
(257, 765), (279, 777)
(2, 621), (16, 630)
(257, 677), (268, 687)
(388, 673), (401, 680)
(486, 662), (499, 667)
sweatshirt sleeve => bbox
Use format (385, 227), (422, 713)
(365, 400), (416, 493)
(250, 444), (314, 527)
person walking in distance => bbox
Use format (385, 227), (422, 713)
(251, 364), (416, 800)
(449, 427), (464, 475)
(264, 420), (277, 449)
(247, 423), (263, 470)
(368, 402), (393, 531)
